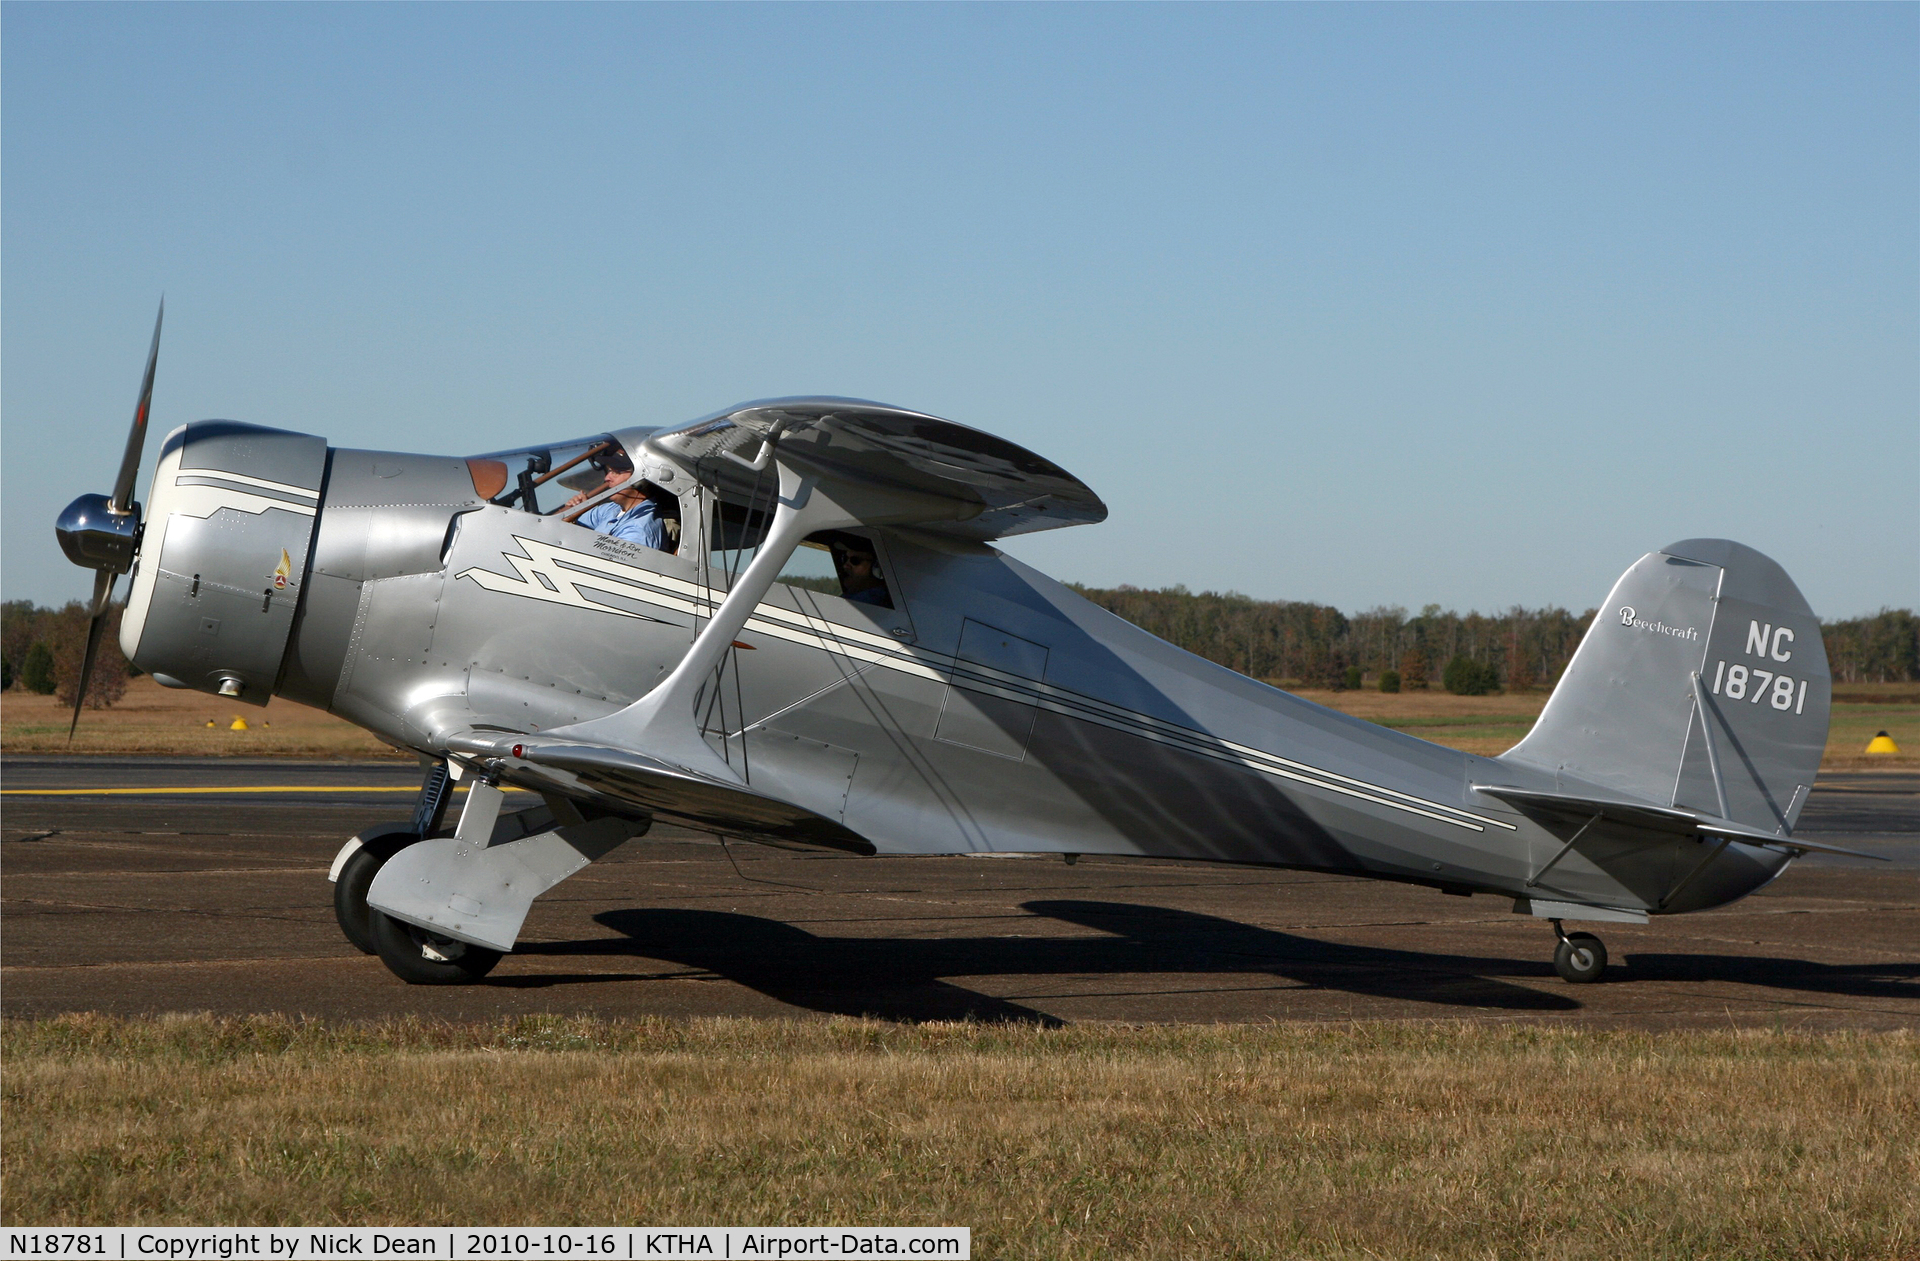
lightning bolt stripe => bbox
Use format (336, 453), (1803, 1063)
(174, 469), (320, 500)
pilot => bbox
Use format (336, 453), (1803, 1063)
(566, 448), (671, 551)
(831, 538), (893, 608)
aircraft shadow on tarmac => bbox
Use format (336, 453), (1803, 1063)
(507, 900), (1589, 1023)
(1618, 952), (1920, 1003)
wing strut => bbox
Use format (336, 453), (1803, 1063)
(504, 457), (961, 787)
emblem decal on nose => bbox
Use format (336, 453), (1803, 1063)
(272, 549), (292, 589)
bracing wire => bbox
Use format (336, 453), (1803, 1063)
(695, 423), (786, 777)
(725, 427), (787, 781)
(731, 634), (750, 783)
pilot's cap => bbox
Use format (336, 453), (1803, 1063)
(595, 443), (679, 486)
(593, 446), (634, 474)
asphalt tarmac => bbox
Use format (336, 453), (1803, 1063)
(4, 757), (1916, 1029)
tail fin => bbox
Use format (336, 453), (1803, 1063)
(1501, 539), (1829, 836)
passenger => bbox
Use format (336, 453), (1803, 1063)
(832, 539), (893, 608)
(566, 449), (671, 551)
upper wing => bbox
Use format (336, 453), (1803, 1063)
(647, 397), (1107, 541)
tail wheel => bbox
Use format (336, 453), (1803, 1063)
(370, 907), (503, 985)
(332, 840), (414, 955)
(1554, 932), (1608, 983)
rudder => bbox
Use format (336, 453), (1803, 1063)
(1501, 539), (1829, 836)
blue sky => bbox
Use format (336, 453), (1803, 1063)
(5, 3), (1915, 617)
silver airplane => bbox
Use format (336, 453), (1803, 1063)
(57, 308), (1875, 987)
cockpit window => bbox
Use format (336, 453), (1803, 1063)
(824, 533), (893, 608)
(469, 435), (680, 554)
(709, 502), (892, 608)
(468, 435), (618, 515)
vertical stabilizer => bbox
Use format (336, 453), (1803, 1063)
(1501, 540), (1828, 835)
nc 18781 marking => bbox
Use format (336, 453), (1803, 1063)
(1707, 620), (1811, 714)
(9, 1237), (108, 1256)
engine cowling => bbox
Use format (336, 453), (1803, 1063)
(119, 420), (328, 703)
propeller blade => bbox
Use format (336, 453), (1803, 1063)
(67, 570), (116, 741)
(110, 299), (163, 514)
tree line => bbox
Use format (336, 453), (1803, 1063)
(1823, 609), (1920, 683)
(2, 600), (131, 708)
(1070, 585), (1920, 691)
(3, 592), (1915, 709)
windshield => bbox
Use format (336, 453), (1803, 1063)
(467, 435), (620, 516)
(468, 431), (683, 555)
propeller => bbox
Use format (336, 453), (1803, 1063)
(54, 300), (163, 738)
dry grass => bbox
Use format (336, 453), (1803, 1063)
(1, 678), (400, 758)
(3, 1015), (1916, 1257)
(1826, 684), (1920, 770)
(1290, 687), (1549, 757)
(4, 677), (1912, 770)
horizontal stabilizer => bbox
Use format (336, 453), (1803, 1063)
(447, 733), (876, 855)
(1473, 783), (1886, 861)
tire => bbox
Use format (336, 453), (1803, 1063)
(332, 844), (392, 955)
(332, 828), (422, 955)
(370, 907), (503, 985)
(1554, 932), (1608, 983)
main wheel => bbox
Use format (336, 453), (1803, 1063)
(1553, 932), (1608, 983)
(370, 907), (503, 985)
(333, 843), (401, 954)
(332, 826), (422, 954)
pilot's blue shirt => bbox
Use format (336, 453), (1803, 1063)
(578, 497), (668, 550)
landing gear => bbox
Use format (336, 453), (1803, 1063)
(1550, 920), (1608, 983)
(370, 908), (503, 984)
(330, 760), (457, 955)
(339, 759), (507, 984)
(333, 840), (407, 954)
(337, 834), (504, 984)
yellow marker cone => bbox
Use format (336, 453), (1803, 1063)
(1866, 730), (1901, 754)
(229, 716), (249, 731)
(204, 720), (216, 728)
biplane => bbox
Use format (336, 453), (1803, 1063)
(57, 307), (1872, 987)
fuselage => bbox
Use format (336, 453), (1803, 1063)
(120, 418), (1792, 918)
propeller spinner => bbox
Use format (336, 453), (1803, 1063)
(53, 300), (163, 738)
